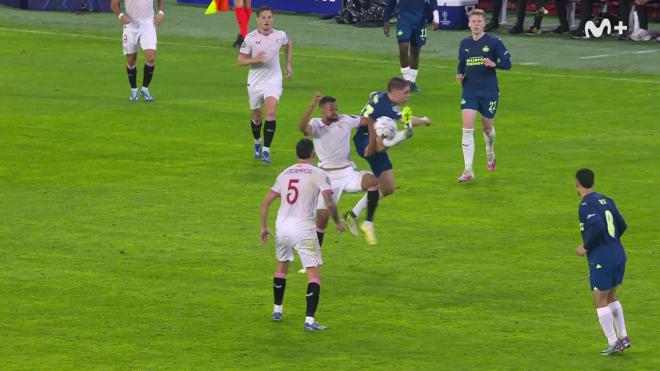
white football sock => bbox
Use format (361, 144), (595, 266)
(597, 306), (618, 345)
(608, 301), (628, 338)
(484, 126), (496, 157)
(409, 68), (418, 83)
(462, 128), (475, 171)
(400, 66), (411, 82)
(352, 194), (368, 217)
(274, 304), (282, 313)
(305, 316), (315, 325)
(382, 130), (408, 148)
(263, 146), (270, 154)
(254, 138), (262, 145)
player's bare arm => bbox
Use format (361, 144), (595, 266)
(111, 0), (131, 25)
(299, 92), (321, 136)
(237, 52), (268, 66)
(322, 191), (345, 233)
(284, 40), (293, 79)
(260, 190), (280, 244)
(363, 117), (377, 157)
(154, 0), (165, 27)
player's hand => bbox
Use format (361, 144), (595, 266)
(483, 58), (496, 68)
(119, 14), (131, 25)
(364, 143), (375, 157)
(455, 73), (464, 84)
(383, 22), (390, 37)
(310, 91), (322, 106)
(575, 245), (587, 256)
(260, 228), (272, 244)
(432, 22), (439, 31)
(154, 11), (164, 27)
(336, 221), (345, 233)
(286, 63), (293, 79)
(634, 0), (648, 4)
(255, 52), (268, 63)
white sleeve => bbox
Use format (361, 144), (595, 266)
(317, 169), (332, 194)
(281, 31), (289, 45)
(270, 174), (282, 194)
(309, 118), (322, 138)
(347, 114), (361, 128)
(239, 35), (252, 55)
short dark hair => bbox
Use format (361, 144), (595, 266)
(319, 96), (336, 107)
(256, 6), (272, 16)
(296, 138), (314, 159)
(576, 168), (595, 188)
(387, 77), (410, 92)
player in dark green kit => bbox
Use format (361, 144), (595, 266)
(456, 9), (510, 182)
(382, 0), (433, 92)
(575, 168), (631, 355)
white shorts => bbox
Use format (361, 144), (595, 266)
(317, 166), (371, 209)
(247, 83), (282, 110)
(123, 19), (157, 54)
(275, 233), (322, 268)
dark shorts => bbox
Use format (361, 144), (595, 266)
(354, 134), (393, 177)
(589, 260), (625, 291)
(461, 91), (500, 119)
(396, 21), (427, 47)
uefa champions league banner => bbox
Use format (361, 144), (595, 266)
(176, 0), (343, 15)
(0, 0), (112, 11)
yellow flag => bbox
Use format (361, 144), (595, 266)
(205, 0), (218, 15)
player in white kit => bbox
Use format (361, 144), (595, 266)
(238, 6), (293, 165)
(111, 0), (164, 102)
(260, 139), (344, 331)
(299, 92), (380, 246)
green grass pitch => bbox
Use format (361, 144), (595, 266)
(1, 2), (659, 368)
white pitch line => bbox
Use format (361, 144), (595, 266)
(579, 54), (611, 59)
(633, 49), (660, 54)
(519, 62), (539, 65)
(2, 27), (659, 85)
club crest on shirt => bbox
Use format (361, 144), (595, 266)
(482, 46), (490, 53)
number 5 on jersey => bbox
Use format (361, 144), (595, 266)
(287, 179), (300, 204)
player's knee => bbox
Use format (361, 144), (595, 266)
(364, 174), (379, 189)
(265, 110), (276, 121)
(252, 111), (262, 122)
(380, 187), (394, 197)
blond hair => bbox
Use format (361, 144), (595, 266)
(467, 9), (486, 19)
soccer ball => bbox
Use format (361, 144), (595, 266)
(374, 116), (397, 140)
